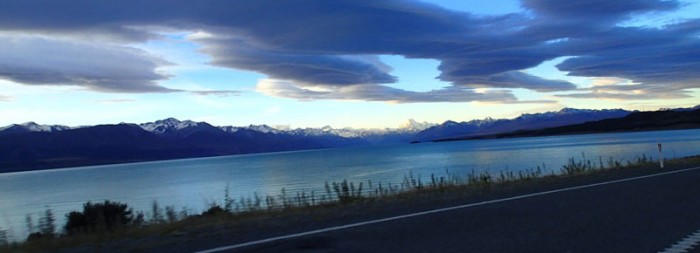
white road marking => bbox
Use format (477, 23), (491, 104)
(660, 230), (700, 253)
(195, 166), (700, 253)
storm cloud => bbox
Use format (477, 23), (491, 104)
(0, 0), (697, 102)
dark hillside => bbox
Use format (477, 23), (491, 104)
(0, 124), (203, 172)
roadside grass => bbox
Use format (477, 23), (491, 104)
(2, 154), (699, 253)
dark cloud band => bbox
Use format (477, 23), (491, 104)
(0, 35), (173, 93)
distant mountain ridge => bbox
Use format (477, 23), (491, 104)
(0, 122), (71, 136)
(139, 118), (203, 135)
(2, 106), (697, 172)
(414, 108), (632, 141)
(445, 108), (700, 141)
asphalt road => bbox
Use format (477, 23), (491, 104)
(201, 167), (700, 253)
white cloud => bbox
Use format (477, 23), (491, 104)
(185, 30), (216, 40)
(591, 77), (628, 86)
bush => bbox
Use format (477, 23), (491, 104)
(26, 232), (46, 242)
(64, 201), (133, 235)
(200, 205), (229, 217)
(0, 226), (8, 246)
(39, 208), (56, 237)
(25, 207), (56, 241)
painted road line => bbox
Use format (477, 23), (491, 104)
(660, 230), (700, 253)
(195, 166), (700, 253)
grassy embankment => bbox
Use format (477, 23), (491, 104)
(1, 154), (699, 252)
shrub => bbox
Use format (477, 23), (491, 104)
(26, 207), (56, 241)
(200, 205), (229, 217)
(151, 200), (164, 224)
(26, 232), (46, 242)
(39, 208), (56, 237)
(64, 201), (133, 235)
(0, 226), (8, 246)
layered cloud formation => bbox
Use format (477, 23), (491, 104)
(0, 34), (172, 93)
(256, 79), (522, 103)
(0, 0), (697, 102)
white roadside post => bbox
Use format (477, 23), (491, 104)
(658, 142), (664, 169)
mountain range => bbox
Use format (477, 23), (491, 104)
(450, 108), (700, 140)
(414, 108), (632, 141)
(2, 107), (698, 172)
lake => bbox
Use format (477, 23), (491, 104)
(1, 129), (699, 240)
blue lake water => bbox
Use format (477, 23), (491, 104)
(1, 129), (699, 240)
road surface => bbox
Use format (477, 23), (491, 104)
(197, 167), (700, 253)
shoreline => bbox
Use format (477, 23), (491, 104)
(436, 125), (700, 142)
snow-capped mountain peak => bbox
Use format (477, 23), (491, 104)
(248, 124), (281, 134)
(399, 119), (436, 132)
(21, 122), (49, 132)
(219, 126), (242, 133)
(465, 117), (497, 127)
(139, 118), (202, 134)
(558, 107), (586, 114)
(0, 122), (70, 133)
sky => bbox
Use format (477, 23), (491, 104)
(0, 0), (699, 129)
